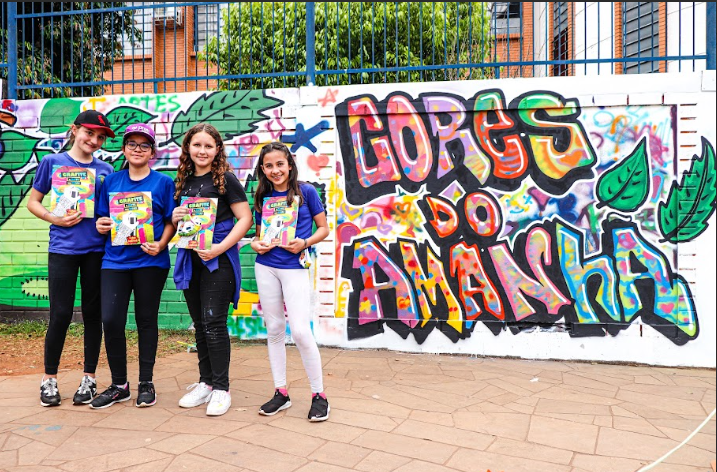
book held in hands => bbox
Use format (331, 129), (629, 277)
(50, 166), (96, 218)
(174, 197), (218, 250)
(260, 196), (299, 246)
(109, 191), (154, 246)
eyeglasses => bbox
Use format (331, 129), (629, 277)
(125, 141), (152, 152)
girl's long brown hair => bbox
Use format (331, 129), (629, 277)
(174, 123), (231, 200)
(253, 142), (304, 213)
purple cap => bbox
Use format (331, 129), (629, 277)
(123, 123), (156, 146)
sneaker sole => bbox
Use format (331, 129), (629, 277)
(258, 400), (292, 416)
(206, 405), (230, 416)
(89, 395), (132, 410)
(309, 405), (331, 422)
(178, 397), (211, 408)
(40, 400), (61, 407)
(73, 393), (97, 405)
(136, 399), (156, 408)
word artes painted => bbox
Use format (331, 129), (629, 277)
(340, 216), (697, 346)
(336, 90), (597, 204)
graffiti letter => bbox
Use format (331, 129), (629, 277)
(399, 241), (463, 332)
(489, 228), (571, 320)
(347, 97), (401, 188)
(556, 222), (620, 323)
(425, 196), (459, 238)
(423, 95), (491, 182)
(464, 191), (502, 238)
(387, 95), (433, 182)
(612, 225), (697, 336)
(450, 242), (505, 324)
(352, 239), (420, 327)
(473, 90), (530, 180)
(518, 92), (596, 181)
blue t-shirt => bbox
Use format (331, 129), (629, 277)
(32, 152), (114, 255)
(97, 169), (176, 270)
(255, 183), (325, 270)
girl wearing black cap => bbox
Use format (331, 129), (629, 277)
(92, 122), (176, 409)
(27, 109), (115, 407)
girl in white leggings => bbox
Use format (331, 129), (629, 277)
(250, 142), (330, 422)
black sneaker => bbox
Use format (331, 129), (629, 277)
(89, 383), (131, 409)
(308, 393), (330, 422)
(136, 381), (156, 408)
(73, 375), (97, 405)
(258, 390), (292, 416)
(40, 378), (61, 407)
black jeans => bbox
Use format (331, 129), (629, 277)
(183, 251), (235, 391)
(101, 267), (168, 385)
(45, 252), (104, 375)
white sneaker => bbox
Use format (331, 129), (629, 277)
(178, 382), (213, 408)
(206, 390), (231, 416)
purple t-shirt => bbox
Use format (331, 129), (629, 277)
(32, 152), (114, 255)
(96, 169), (176, 270)
(255, 183), (325, 270)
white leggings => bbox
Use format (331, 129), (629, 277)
(255, 263), (324, 393)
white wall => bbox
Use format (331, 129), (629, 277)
(314, 71), (717, 368)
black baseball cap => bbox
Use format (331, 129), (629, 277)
(74, 110), (115, 138)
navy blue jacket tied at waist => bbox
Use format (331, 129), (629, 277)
(173, 218), (241, 309)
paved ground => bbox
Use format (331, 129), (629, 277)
(0, 345), (715, 472)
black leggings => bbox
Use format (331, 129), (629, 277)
(45, 252), (104, 375)
(183, 252), (235, 391)
(101, 267), (168, 385)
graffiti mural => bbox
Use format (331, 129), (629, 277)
(335, 88), (715, 347)
(1, 75), (714, 367)
(0, 89), (304, 334)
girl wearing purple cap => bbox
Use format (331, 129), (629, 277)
(173, 123), (253, 416)
(91, 122), (176, 409)
(27, 110), (115, 407)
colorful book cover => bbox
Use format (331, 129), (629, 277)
(109, 191), (153, 246)
(175, 197), (217, 250)
(50, 166), (96, 218)
(260, 196), (299, 246)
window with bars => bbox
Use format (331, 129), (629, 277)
(552, 2), (569, 76)
(491, 2), (522, 36)
(195, 4), (224, 52)
(622, 2), (660, 74)
(122, 2), (153, 56)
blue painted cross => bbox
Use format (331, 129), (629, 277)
(282, 120), (329, 153)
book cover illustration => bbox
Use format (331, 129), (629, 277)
(50, 166), (96, 218)
(109, 191), (153, 246)
(175, 197), (217, 250)
(260, 196), (299, 246)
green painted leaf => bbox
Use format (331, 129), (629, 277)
(658, 137), (717, 243)
(0, 161), (36, 228)
(596, 137), (651, 212)
(39, 98), (83, 135)
(103, 106), (158, 152)
(162, 91), (284, 146)
(0, 130), (41, 172)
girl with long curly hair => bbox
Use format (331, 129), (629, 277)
(172, 123), (253, 416)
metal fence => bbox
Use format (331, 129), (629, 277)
(0, 2), (715, 99)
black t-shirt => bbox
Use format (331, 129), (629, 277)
(176, 171), (247, 223)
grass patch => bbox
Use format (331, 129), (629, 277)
(0, 321), (195, 341)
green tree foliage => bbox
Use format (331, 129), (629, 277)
(0, 2), (142, 99)
(200, 2), (494, 90)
